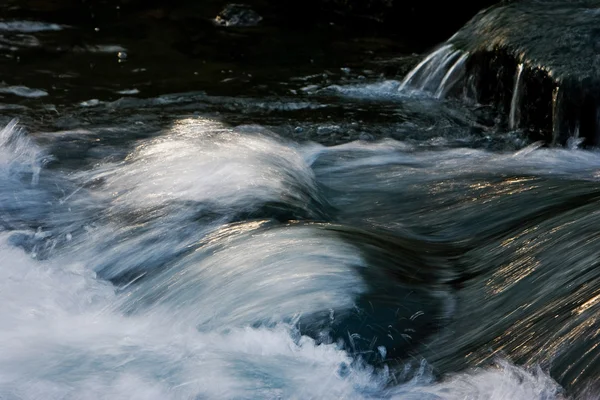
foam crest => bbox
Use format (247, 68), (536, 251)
(0, 120), (58, 230)
(72, 119), (328, 281)
(96, 118), (320, 215)
(0, 234), (382, 399)
(392, 362), (565, 400)
(119, 222), (367, 329)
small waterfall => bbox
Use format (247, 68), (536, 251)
(551, 86), (562, 145)
(400, 44), (454, 91)
(400, 44), (469, 98)
(566, 122), (583, 149)
(435, 53), (469, 99)
(509, 63), (524, 130)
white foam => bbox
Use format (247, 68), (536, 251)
(391, 361), (565, 400)
(0, 234), (379, 399)
(0, 120), (53, 227)
(92, 118), (319, 213)
(323, 80), (404, 100)
(0, 240), (566, 400)
(0, 21), (64, 32)
(0, 233), (565, 399)
(117, 89), (140, 95)
(84, 44), (127, 53)
(0, 85), (48, 98)
(0, 119), (44, 169)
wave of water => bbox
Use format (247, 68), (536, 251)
(0, 118), (596, 398)
(0, 235), (566, 399)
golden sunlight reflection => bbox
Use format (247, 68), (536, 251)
(202, 220), (271, 248)
(574, 291), (600, 316)
(171, 117), (227, 137)
(487, 226), (545, 295)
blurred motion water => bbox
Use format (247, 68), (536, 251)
(0, 1), (599, 399)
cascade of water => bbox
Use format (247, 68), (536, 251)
(435, 53), (469, 99)
(399, 44), (454, 91)
(509, 63), (525, 130)
(400, 44), (469, 98)
(551, 86), (562, 145)
(416, 50), (462, 92)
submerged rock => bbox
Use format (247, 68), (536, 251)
(214, 4), (263, 27)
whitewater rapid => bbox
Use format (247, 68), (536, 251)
(0, 118), (586, 399)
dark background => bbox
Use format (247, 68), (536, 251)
(3, 0), (499, 50)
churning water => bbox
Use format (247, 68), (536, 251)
(2, 109), (599, 398)
(1, 2), (600, 399)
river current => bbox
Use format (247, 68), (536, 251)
(0, 6), (599, 399)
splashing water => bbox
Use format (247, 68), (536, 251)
(0, 116), (593, 398)
(399, 45), (469, 98)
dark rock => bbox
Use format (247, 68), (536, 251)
(403, 0), (600, 146)
(451, 0), (600, 146)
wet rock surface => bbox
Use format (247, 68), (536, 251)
(448, 0), (600, 146)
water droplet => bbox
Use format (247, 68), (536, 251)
(117, 51), (127, 60)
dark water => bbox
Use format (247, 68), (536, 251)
(0, 3), (599, 399)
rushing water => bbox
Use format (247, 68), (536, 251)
(1, 3), (599, 399)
